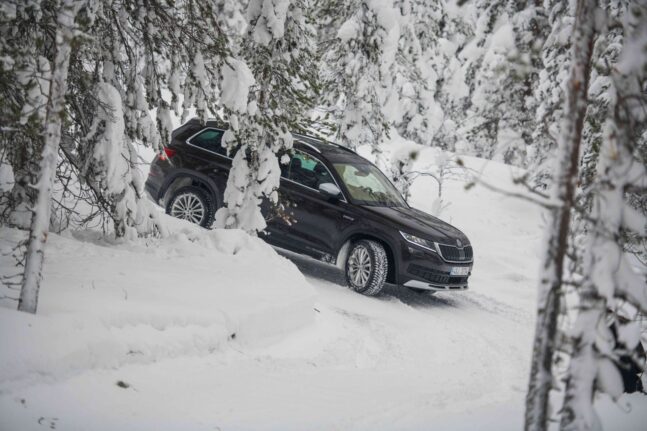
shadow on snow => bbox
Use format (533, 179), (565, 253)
(275, 248), (466, 310)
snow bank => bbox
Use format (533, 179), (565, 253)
(0, 216), (315, 389)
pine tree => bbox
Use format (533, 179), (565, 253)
(0, 1), (51, 228)
(578, 0), (626, 210)
(6, 0), (243, 312)
(428, 2), (472, 151)
(530, 0), (574, 188)
(524, 0), (598, 429)
(462, 0), (549, 166)
(215, 0), (250, 46)
(383, 0), (442, 147)
(560, 1), (647, 429)
(319, 0), (398, 153)
(216, 0), (318, 233)
(63, 0), (233, 238)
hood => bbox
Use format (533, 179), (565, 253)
(362, 205), (469, 244)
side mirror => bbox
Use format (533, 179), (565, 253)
(318, 182), (342, 199)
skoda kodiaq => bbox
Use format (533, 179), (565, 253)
(145, 119), (474, 295)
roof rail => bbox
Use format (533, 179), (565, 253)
(295, 139), (322, 153)
(292, 132), (358, 155)
(332, 143), (357, 154)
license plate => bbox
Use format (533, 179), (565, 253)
(450, 266), (470, 276)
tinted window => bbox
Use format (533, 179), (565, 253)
(288, 151), (335, 190)
(190, 129), (226, 156)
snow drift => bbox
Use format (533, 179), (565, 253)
(0, 216), (316, 390)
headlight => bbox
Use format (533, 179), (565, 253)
(399, 231), (437, 252)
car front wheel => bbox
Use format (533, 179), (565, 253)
(345, 240), (388, 296)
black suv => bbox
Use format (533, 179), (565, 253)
(145, 119), (473, 295)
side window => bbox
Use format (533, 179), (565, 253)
(288, 151), (334, 190)
(189, 129), (226, 156)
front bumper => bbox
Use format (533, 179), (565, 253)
(404, 279), (469, 291)
(398, 243), (472, 291)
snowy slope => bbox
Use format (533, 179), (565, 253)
(1, 148), (646, 430)
(0, 217), (315, 394)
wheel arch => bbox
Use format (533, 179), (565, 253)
(158, 170), (220, 208)
(337, 232), (398, 284)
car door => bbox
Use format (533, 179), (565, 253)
(259, 152), (294, 247)
(277, 150), (354, 259)
(181, 128), (231, 199)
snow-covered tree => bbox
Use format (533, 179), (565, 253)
(63, 0), (236, 237)
(529, 0), (574, 188)
(461, 1), (549, 166)
(0, 1), (52, 228)
(578, 0), (626, 208)
(382, 0), (442, 147)
(18, 0), (83, 314)
(3, 0), (249, 312)
(524, 0), (599, 429)
(2, 0), (240, 237)
(215, 0), (250, 46)
(319, 0), (399, 153)
(560, 2), (647, 429)
(216, 0), (318, 233)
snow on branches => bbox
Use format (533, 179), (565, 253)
(216, 0), (317, 233)
(320, 0), (399, 153)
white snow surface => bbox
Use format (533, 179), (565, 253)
(2, 147), (646, 430)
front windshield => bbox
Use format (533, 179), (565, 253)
(333, 163), (407, 207)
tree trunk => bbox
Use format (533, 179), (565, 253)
(524, 0), (598, 429)
(560, 3), (647, 428)
(18, 3), (78, 313)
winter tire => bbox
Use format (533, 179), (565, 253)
(345, 240), (388, 296)
(166, 186), (215, 228)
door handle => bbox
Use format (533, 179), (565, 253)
(342, 215), (355, 222)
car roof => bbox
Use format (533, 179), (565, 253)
(291, 133), (364, 163)
(193, 118), (365, 164)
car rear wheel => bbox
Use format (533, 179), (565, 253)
(166, 186), (215, 228)
(345, 240), (387, 296)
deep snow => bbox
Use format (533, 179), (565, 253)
(1, 146), (646, 430)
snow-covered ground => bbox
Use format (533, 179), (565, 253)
(1, 148), (646, 430)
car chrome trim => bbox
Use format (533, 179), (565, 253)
(404, 280), (469, 291)
(435, 242), (474, 264)
(399, 231), (438, 254)
(295, 140), (322, 153)
(282, 178), (348, 203)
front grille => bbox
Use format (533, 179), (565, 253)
(437, 244), (473, 262)
(408, 264), (468, 285)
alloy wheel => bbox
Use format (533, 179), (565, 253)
(170, 193), (205, 224)
(348, 245), (372, 287)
